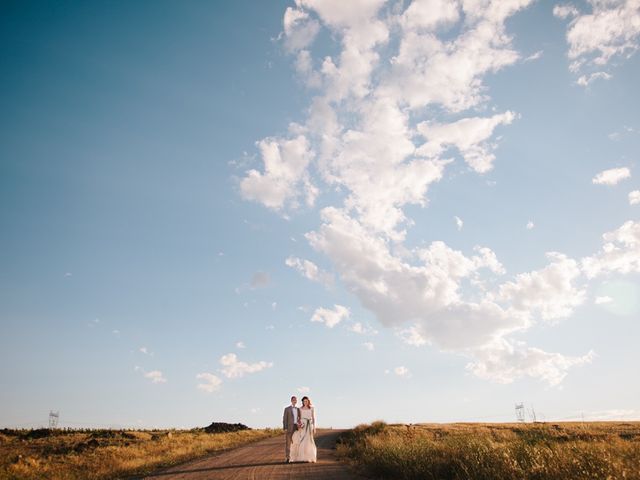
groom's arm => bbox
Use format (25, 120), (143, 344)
(282, 408), (287, 430)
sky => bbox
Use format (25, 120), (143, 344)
(1, 0), (639, 430)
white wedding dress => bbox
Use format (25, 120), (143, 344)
(290, 407), (317, 463)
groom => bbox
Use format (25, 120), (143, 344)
(282, 395), (301, 463)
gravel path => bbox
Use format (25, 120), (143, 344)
(143, 429), (365, 480)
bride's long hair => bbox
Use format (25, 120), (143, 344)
(301, 396), (312, 408)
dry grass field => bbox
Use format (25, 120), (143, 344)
(0, 426), (279, 480)
(337, 421), (640, 480)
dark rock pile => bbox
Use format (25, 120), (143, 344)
(203, 422), (250, 434)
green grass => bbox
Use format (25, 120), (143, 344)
(336, 421), (640, 480)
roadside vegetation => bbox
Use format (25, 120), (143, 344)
(337, 421), (640, 480)
(0, 424), (278, 479)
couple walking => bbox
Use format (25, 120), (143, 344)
(282, 395), (316, 463)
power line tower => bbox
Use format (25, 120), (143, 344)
(529, 405), (537, 423)
(515, 403), (525, 422)
(48, 411), (59, 429)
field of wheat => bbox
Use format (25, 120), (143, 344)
(337, 421), (640, 480)
(0, 426), (278, 480)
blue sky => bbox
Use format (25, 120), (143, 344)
(1, 0), (639, 429)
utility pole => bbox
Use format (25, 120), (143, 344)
(48, 411), (59, 429)
(515, 403), (525, 422)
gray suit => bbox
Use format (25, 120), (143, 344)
(283, 405), (300, 460)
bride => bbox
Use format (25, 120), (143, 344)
(290, 396), (317, 463)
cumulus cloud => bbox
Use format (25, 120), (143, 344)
(553, 4), (579, 20)
(629, 190), (640, 205)
(592, 167), (631, 185)
(466, 338), (595, 386)
(454, 216), (464, 230)
(196, 373), (222, 393)
(311, 304), (350, 328)
(239, 0), (611, 386)
(144, 370), (167, 384)
(595, 295), (613, 304)
(349, 321), (377, 335)
(526, 220), (535, 230)
(219, 353), (273, 379)
(393, 366), (411, 378)
(555, 0), (640, 78)
(282, 6), (321, 53)
(576, 71), (612, 86)
(582, 220), (640, 278)
(285, 256), (334, 286)
(416, 111), (518, 173)
(497, 253), (586, 322)
(240, 135), (315, 211)
(397, 325), (428, 346)
(363, 341), (375, 351)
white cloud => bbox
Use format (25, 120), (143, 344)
(311, 304), (350, 328)
(393, 366), (411, 378)
(524, 50), (543, 62)
(592, 167), (631, 185)
(282, 6), (321, 53)
(497, 252), (586, 322)
(363, 342), (375, 351)
(349, 322), (377, 335)
(454, 216), (464, 230)
(401, 0), (460, 31)
(581, 409), (640, 421)
(556, 0), (640, 75)
(582, 220), (640, 278)
(553, 4), (579, 20)
(416, 111), (518, 173)
(629, 190), (640, 205)
(112, 329), (120, 335)
(466, 338), (594, 386)
(236, 341), (246, 349)
(595, 295), (613, 304)
(297, 386), (311, 393)
(349, 322), (364, 334)
(294, 49), (323, 88)
(196, 373), (222, 393)
(388, 2), (533, 112)
(526, 220), (535, 230)
(139, 347), (150, 355)
(237, 0), (615, 387)
(307, 208), (516, 350)
(397, 325), (428, 346)
(285, 256), (334, 286)
(219, 353), (273, 379)
(299, 0), (387, 29)
(576, 71), (612, 86)
(144, 370), (167, 384)
(240, 135), (315, 211)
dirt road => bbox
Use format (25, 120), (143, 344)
(143, 429), (365, 479)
